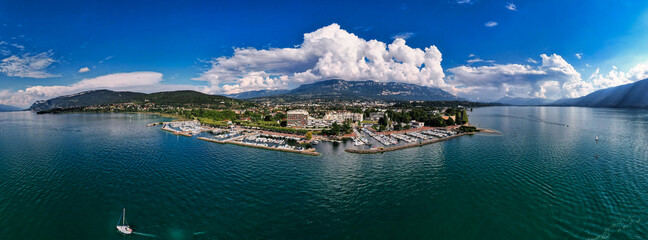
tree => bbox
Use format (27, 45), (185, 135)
(378, 117), (387, 127)
(445, 117), (455, 126)
(342, 121), (352, 134)
(305, 132), (313, 140)
(280, 120), (287, 127)
(461, 109), (469, 124)
(426, 117), (440, 127)
(273, 112), (286, 121)
(331, 122), (341, 135)
(264, 115), (272, 121)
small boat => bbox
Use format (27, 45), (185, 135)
(595, 136), (599, 141)
(116, 208), (133, 234)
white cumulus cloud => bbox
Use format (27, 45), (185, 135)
(447, 55), (648, 101)
(78, 67), (90, 73)
(485, 21), (498, 27)
(506, 3), (517, 11)
(587, 63), (648, 90)
(195, 23), (446, 94)
(575, 53), (582, 59)
(0, 51), (58, 78)
(447, 54), (590, 100)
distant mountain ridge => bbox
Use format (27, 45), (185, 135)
(552, 78), (648, 108)
(247, 79), (463, 102)
(0, 104), (23, 112)
(496, 97), (554, 106)
(226, 89), (290, 99)
(29, 90), (145, 111)
(29, 89), (251, 111)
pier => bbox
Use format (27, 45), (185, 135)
(197, 136), (320, 156)
(345, 132), (469, 154)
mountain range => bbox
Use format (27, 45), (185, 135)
(226, 89), (290, 99)
(26, 78), (648, 112)
(495, 97), (554, 106)
(232, 79), (463, 102)
(0, 104), (23, 112)
(29, 90), (145, 111)
(29, 90), (252, 112)
(28, 80), (463, 112)
(551, 78), (648, 108)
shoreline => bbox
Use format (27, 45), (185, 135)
(158, 120), (494, 156)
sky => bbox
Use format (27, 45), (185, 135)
(2, 0), (648, 107)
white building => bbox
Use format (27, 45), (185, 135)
(409, 120), (425, 128)
(369, 112), (384, 121)
(324, 111), (363, 123)
(287, 109), (309, 127)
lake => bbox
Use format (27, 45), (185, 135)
(1, 106), (648, 239)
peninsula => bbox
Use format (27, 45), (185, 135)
(30, 80), (497, 156)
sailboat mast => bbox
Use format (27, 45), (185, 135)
(123, 208), (126, 225)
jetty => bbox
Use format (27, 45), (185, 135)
(345, 132), (469, 154)
(147, 122), (163, 127)
(227, 140), (320, 156)
(197, 136), (320, 156)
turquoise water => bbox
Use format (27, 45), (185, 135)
(1, 107), (648, 239)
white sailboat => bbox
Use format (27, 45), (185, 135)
(116, 208), (133, 234)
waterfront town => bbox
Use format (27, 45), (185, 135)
(37, 91), (485, 156)
(152, 102), (481, 156)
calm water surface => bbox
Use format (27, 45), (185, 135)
(1, 107), (648, 239)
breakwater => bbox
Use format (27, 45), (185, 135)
(345, 132), (470, 154)
(197, 137), (320, 156)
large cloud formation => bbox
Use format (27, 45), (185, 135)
(0, 72), (196, 107)
(195, 23), (445, 94)
(447, 54), (648, 101)
(587, 63), (648, 90)
(448, 54), (594, 100)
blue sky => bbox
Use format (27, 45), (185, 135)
(1, 0), (648, 107)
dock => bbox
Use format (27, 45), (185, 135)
(345, 132), (469, 154)
(197, 136), (320, 156)
(174, 131), (192, 137)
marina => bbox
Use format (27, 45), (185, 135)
(345, 132), (468, 154)
(345, 126), (468, 154)
(159, 121), (320, 155)
(155, 120), (477, 156)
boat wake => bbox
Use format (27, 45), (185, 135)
(132, 232), (158, 237)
